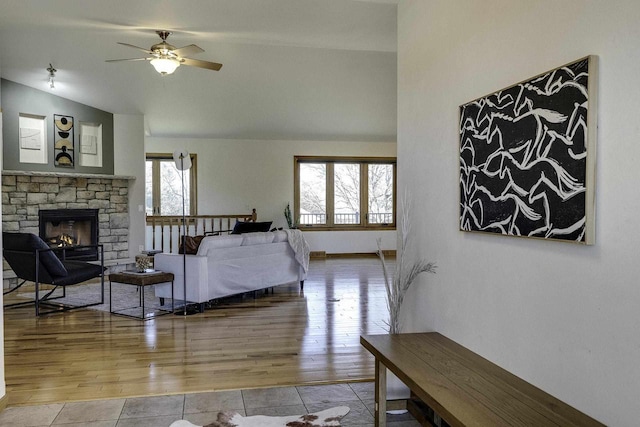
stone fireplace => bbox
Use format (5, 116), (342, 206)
(2, 171), (135, 287)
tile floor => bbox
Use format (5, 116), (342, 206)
(0, 382), (420, 427)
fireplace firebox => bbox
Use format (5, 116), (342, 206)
(39, 209), (99, 261)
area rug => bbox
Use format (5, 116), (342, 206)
(14, 280), (174, 313)
(170, 406), (350, 427)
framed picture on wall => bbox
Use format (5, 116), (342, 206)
(54, 114), (74, 168)
(79, 122), (103, 167)
(18, 113), (48, 164)
(459, 56), (598, 244)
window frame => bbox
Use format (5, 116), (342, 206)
(146, 152), (198, 216)
(294, 156), (396, 231)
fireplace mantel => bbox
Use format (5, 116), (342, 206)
(2, 170), (136, 180)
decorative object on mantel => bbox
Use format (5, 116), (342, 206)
(459, 55), (598, 244)
(54, 114), (74, 168)
(170, 406), (350, 427)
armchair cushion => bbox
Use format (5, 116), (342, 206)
(3, 232), (68, 277)
(55, 261), (104, 286)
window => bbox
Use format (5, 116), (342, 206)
(294, 156), (396, 230)
(146, 153), (198, 215)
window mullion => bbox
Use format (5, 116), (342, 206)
(361, 163), (368, 226)
(393, 163), (398, 225)
(327, 163), (335, 227)
(152, 160), (161, 215)
(294, 159), (301, 226)
(189, 155), (197, 215)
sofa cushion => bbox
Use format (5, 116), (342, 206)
(272, 230), (288, 243)
(231, 220), (273, 234)
(241, 232), (275, 246)
(196, 234), (243, 256)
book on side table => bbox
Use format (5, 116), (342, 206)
(123, 269), (163, 275)
(141, 250), (162, 256)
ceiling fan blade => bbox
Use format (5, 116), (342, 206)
(105, 57), (151, 62)
(117, 42), (153, 54)
(181, 57), (223, 71)
(172, 44), (204, 58)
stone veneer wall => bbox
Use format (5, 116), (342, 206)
(2, 173), (133, 286)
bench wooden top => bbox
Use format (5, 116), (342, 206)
(360, 332), (604, 427)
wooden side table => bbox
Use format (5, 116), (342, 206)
(109, 271), (174, 320)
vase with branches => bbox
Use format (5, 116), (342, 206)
(377, 194), (436, 334)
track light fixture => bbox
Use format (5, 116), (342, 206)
(46, 63), (56, 89)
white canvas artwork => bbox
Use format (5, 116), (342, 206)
(79, 122), (103, 167)
(81, 134), (98, 154)
(20, 127), (42, 150)
(18, 114), (47, 164)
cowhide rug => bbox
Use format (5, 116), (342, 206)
(170, 406), (350, 427)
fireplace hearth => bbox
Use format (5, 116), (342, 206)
(39, 209), (99, 261)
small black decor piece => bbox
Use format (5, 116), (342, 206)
(54, 114), (74, 168)
(459, 56), (598, 244)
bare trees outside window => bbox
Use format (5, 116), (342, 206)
(295, 156), (396, 229)
(146, 153), (197, 216)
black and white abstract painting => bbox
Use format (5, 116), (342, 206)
(459, 56), (597, 244)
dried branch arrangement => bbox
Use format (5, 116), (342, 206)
(377, 194), (436, 334)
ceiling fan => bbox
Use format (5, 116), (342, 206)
(106, 30), (222, 75)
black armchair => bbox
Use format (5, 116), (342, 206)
(2, 232), (105, 316)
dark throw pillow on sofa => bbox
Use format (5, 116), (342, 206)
(178, 235), (205, 254)
(231, 221), (273, 234)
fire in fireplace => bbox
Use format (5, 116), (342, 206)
(39, 209), (99, 260)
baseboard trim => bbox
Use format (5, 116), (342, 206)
(326, 252), (378, 258)
(310, 251), (326, 259)
(327, 251), (396, 258)
(310, 251), (397, 259)
(0, 393), (7, 413)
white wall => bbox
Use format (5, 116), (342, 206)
(114, 114), (145, 257)
(145, 137), (397, 253)
(398, 1), (640, 425)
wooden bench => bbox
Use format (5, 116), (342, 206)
(360, 332), (604, 426)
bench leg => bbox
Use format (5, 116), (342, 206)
(300, 280), (304, 290)
(159, 297), (165, 306)
(375, 359), (387, 427)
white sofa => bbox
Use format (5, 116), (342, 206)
(153, 230), (309, 309)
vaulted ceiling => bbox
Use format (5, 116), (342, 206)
(0, 0), (397, 141)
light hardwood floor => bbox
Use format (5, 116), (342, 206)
(3, 257), (391, 407)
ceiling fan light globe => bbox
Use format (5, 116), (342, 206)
(150, 57), (180, 75)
